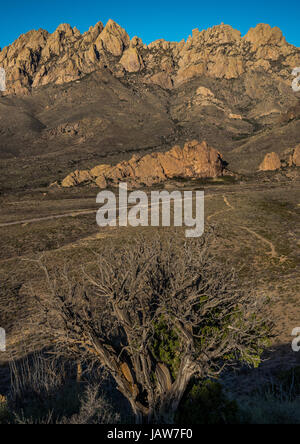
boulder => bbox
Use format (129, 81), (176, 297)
(243, 24), (286, 48)
(95, 175), (107, 189)
(259, 152), (281, 171)
(292, 145), (300, 166)
(196, 86), (214, 97)
(90, 164), (112, 177)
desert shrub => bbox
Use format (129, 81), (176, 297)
(10, 353), (65, 402)
(7, 353), (122, 424)
(8, 353), (83, 423)
(176, 380), (239, 424)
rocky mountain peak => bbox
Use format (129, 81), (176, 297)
(55, 23), (75, 35)
(243, 23), (286, 47)
(190, 23), (242, 45)
(0, 20), (299, 95)
(95, 19), (130, 56)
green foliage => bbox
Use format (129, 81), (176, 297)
(194, 304), (269, 370)
(151, 318), (181, 379)
(176, 380), (239, 424)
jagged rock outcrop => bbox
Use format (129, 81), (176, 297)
(0, 20), (130, 94)
(96, 19), (129, 56)
(61, 140), (227, 188)
(259, 152), (281, 171)
(1, 19), (300, 192)
(259, 144), (300, 171)
(0, 20), (299, 95)
(147, 72), (173, 89)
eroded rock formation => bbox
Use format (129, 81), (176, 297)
(259, 144), (300, 171)
(0, 20), (299, 95)
(61, 140), (227, 188)
(259, 152), (281, 171)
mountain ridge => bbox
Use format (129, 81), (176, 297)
(0, 20), (299, 95)
(0, 19), (299, 192)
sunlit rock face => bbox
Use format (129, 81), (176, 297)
(0, 20), (299, 95)
(61, 140), (227, 188)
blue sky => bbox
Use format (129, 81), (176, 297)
(0, 0), (298, 49)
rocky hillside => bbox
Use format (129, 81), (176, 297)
(0, 20), (299, 192)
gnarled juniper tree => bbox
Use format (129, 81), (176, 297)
(36, 230), (273, 424)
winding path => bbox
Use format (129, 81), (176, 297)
(239, 226), (278, 258)
(208, 195), (284, 261)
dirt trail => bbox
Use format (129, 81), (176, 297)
(239, 226), (279, 259)
(0, 190), (210, 228)
(207, 194), (235, 221)
(223, 195), (235, 210)
(208, 195), (285, 261)
(223, 195), (281, 259)
(0, 209), (98, 228)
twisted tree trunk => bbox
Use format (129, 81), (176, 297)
(157, 360), (195, 423)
